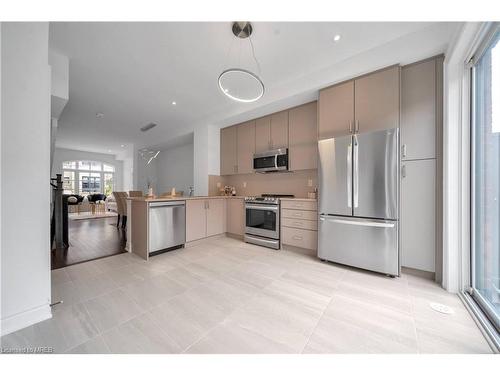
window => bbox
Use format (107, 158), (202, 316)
(62, 160), (115, 196)
(471, 27), (500, 332)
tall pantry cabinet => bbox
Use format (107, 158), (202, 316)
(400, 56), (443, 281)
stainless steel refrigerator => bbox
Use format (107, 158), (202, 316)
(318, 128), (399, 276)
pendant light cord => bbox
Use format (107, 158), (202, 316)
(249, 35), (262, 75)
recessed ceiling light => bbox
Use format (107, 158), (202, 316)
(333, 34), (341, 42)
(108, 150), (112, 153)
(96, 112), (104, 119)
(171, 101), (176, 106)
(120, 144), (125, 148)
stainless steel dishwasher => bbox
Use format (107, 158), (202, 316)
(148, 201), (185, 254)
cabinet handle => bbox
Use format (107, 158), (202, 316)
(355, 120), (359, 134)
(293, 235), (303, 241)
(293, 212), (303, 217)
(293, 221), (303, 226)
(349, 120), (353, 134)
(402, 144), (407, 158)
(293, 204), (303, 208)
(402, 165), (406, 178)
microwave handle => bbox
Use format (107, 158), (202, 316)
(274, 155), (278, 169)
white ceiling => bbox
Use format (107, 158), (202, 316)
(50, 22), (461, 154)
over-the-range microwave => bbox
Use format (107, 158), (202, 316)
(253, 148), (288, 173)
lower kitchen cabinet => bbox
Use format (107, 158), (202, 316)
(280, 199), (318, 251)
(186, 200), (208, 242)
(227, 198), (245, 236)
(401, 159), (436, 272)
(186, 198), (226, 242)
(206, 199), (226, 236)
(282, 227), (317, 250)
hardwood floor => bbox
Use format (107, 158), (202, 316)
(51, 217), (126, 270)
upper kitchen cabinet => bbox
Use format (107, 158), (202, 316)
(289, 101), (318, 171)
(401, 57), (442, 160)
(237, 120), (256, 174)
(255, 112), (289, 152)
(318, 80), (354, 139)
(270, 111), (289, 149)
(354, 65), (400, 133)
(220, 125), (238, 175)
(255, 116), (271, 153)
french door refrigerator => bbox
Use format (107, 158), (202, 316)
(318, 128), (399, 276)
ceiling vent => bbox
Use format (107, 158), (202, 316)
(140, 122), (157, 132)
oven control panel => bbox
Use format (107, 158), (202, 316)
(244, 196), (279, 205)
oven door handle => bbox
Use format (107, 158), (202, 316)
(245, 205), (278, 211)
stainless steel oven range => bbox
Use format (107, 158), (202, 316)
(244, 194), (294, 250)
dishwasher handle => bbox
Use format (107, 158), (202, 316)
(149, 201), (185, 208)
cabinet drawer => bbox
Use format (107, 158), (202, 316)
(280, 200), (317, 211)
(282, 227), (317, 250)
(282, 209), (317, 220)
(282, 218), (318, 231)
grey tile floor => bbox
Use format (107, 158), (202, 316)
(0, 236), (492, 353)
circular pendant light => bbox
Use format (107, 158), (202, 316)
(218, 68), (264, 103)
(219, 22), (264, 103)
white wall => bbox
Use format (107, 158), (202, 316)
(52, 147), (124, 192)
(155, 142), (194, 195)
(193, 125), (219, 196)
(1, 22), (52, 335)
(136, 155), (158, 195)
(115, 144), (134, 192)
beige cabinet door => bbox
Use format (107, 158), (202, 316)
(227, 198), (245, 236)
(206, 199), (226, 237)
(270, 111), (289, 149)
(237, 120), (255, 174)
(255, 116), (271, 153)
(289, 101), (318, 171)
(401, 58), (436, 160)
(354, 65), (400, 133)
(185, 199), (207, 242)
(318, 80), (354, 139)
(220, 126), (238, 175)
(401, 159), (436, 272)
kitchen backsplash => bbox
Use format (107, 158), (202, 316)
(208, 169), (317, 198)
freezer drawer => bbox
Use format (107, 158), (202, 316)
(148, 201), (186, 253)
(318, 215), (399, 276)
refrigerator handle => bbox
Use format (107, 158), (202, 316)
(353, 135), (359, 208)
(347, 139), (352, 208)
(320, 217), (396, 228)
(348, 120), (353, 134)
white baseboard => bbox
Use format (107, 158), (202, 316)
(1, 304), (52, 336)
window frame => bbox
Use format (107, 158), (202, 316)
(62, 160), (115, 196)
(466, 22), (500, 349)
